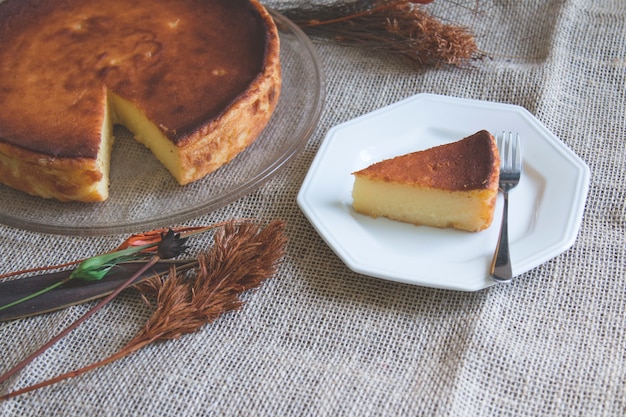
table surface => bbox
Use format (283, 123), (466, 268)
(1, 0), (625, 415)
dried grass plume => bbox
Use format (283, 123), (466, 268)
(283, 0), (478, 67)
(1, 220), (287, 400)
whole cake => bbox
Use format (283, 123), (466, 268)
(0, 0), (281, 202)
(352, 130), (500, 232)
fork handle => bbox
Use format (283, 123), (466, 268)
(490, 191), (513, 283)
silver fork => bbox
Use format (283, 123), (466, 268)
(490, 131), (522, 283)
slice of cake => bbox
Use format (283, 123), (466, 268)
(352, 130), (500, 232)
(0, 0), (281, 202)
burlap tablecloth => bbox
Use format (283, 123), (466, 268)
(1, 0), (625, 415)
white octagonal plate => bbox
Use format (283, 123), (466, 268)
(297, 94), (590, 291)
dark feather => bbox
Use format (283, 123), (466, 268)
(0, 260), (195, 321)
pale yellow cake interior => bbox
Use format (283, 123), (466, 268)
(87, 91), (184, 201)
(95, 94), (115, 200)
(108, 91), (183, 183)
(352, 178), (496, 232)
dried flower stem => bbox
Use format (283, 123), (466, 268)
(0, 256), (159, 387)
(0, 225), (219, 282)
(300, 0), (433, 26)
(0, 229), (188, 388)
(0, 225), (230, 317)
(0, 337), (152, 401)
(282, 0), (478, 67)
(0, 275), (72, 313)
(0, 220), (286, 400)
(0, 260), (81, 281)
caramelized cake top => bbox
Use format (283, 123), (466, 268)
(354, 130), (499, 191)
(0, 0), (275, 159)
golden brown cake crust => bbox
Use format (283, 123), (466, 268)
(354, 130), (499, 191)
(0, 0), (274, 156)
(0, 141), (105, 201)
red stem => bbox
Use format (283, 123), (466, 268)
(0, 260), (81, 280)
(0, 337), (154, 401)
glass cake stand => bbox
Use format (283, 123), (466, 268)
(0, 10), (325, 236)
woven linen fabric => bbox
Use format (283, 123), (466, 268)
(1, 0), (625, 415)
